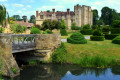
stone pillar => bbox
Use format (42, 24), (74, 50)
(66, 9), (71, 29)
(0, 34), (20, 77)
(35, 34), (61, 61)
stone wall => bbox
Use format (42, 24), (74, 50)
(0, 34), (20, 77)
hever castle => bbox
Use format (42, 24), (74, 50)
(36, 4), (93, 29)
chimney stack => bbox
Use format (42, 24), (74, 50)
(52, 9), (55, 13)
(36, 11), (39, 17)
(67, 9), (70, 15)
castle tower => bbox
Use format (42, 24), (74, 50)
(74, 4), (82, 27)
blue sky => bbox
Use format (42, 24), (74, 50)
(0, 0), (120, 19)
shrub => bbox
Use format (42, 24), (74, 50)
(80, 29), (93, 35)
(105, 34), (119, 40)
(71, 23), (80, 30)
(43, 31), (48, 34)
(90, 36), (104, 41)
(30, 28), (41, 34)
(93, 30), (103, 36)
(112, 36), (120, 44)
(0, 27), (5, 33)
(110, 28), (120, 34)
(52, 42), (67, 63)
(111, 20), (120, 28)
(67, 32), (87, 44)
(83, 24), (91, 30)
(91, 25), (98, 30)
(60, 29), (68, 36)
(45, 29), (53, 34)
(102, 26), (110, 34)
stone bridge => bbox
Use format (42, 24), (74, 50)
(0, 33), (61, 77)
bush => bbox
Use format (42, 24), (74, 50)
(0, 27), (5, 33)
(80, 29), (93, 35)
(111, 20), (120, 28)
(30, 28), (41, 34)
(91, 25), (98, 30)
(67, 32), (87, 44)
(83, 24), (91, 29)
(102, 26), (110, 34)
(43, 31), (48, 34)
(112, 36), (120, 44)
(60, 29), (68, 36)
(71, 23), (80, 30)
(90, 36), (104, 41)
(105, 34), (119, 40)
(52, 43), (67, 63)
(110, 28), (120, 34)
(45, 29), (53, 34)
(93, 30), (103, 36)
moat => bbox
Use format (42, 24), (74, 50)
(4, 64), (120, 80)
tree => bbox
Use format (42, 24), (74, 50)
(13, 15), (20, 21)
(22, 15), (27, 22)
(61, 20), (66, 29)
(92, 9), (99, 25)
(11, 24), (27, 34)
(46, 10), (51, 12)
(0, 5), (10, 27)
(100, 7), (120, 25)
(30, 15), (36, 24)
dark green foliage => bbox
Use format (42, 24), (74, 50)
(83, 24), (91, 30)
(110, 28), (120, 34)
(45, 29), (53, 34)
(90, 36), (104, 41)
(71, 23), (80, 30)
(102, 26), (110, 34)
(111, 20), (120, 28)
(93, 30), (103, 36)
(100, 7), (120, 25)
(80, 29), (92, 35)
(112, 36), (120, 44)
(92, 9), (99, 25)
(91, 25), (98, 30)
(52, 43), (67, 63)
(13, 15), (20, 21)
(30, 15), (36, 24)
(67, 32), (87, 44)
(60, 29), (68, 36)
(105, 34), (119, 40)
(30, 28), (41, 34)
(42, 20), (61, 30)
(33, 24), (41, 30)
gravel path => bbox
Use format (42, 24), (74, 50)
(61, 36), (90, 42)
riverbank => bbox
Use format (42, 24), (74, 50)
(52, 40), (120, 68)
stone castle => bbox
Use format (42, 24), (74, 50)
(36, 4), (93, 29)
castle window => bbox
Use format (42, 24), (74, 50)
(40, 15), (44, 19)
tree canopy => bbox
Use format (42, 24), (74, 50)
(92, 9), (99, 25)
(0, 5), (10, 27)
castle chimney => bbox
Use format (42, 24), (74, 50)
(36, 11), (39, 17)
(52, 9), (55, 13)
(67, 9), (70, 15)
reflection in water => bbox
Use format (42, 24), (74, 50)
(4, 64), (120, 80)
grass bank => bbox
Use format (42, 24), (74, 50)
(52, 40), (120, 68)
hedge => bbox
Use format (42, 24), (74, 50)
(110, 28), (120, 34)
(90, 36), (104, 41)
(67, 32), (87, 44)
(105, 34), (119, 40)
(80, 29), (92, 35)
(60, 29), (68, 36)
(112, 36), (120, 44)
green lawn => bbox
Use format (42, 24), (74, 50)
(63, 40), (120, 65)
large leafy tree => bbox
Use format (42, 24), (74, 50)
(13, 15), (20, 21)
(30, 15), (36, 24)
(100, 7), (120, 25)
(92, 9), (99, 25)
(0, 5), (10, 27)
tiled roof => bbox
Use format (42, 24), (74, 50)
(13, 21), (34, 28)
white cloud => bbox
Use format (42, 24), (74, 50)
(12, 4), (24, 7)
(0, 0), (7, 2)
(26, 5), (31, 8)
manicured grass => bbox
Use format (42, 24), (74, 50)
(52, 40), (120, 67)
